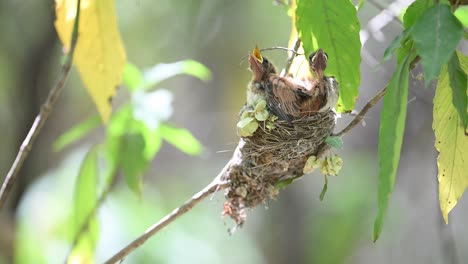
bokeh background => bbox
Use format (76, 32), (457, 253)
(0, 0), (467, 263)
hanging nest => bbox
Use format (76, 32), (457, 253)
(222, 106), (336, 226)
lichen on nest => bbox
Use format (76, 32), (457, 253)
(222, 105), (336, 226)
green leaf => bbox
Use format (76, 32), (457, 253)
(143, 60), (212, 89)
(319, 176), (328, 201)
(255, 110), (269, 122)
(139, 124), (163, 160)
(303, 155), (321, 174)
(275, 177), (296, 190)
(238, 120), (259, 137)
(237, 116), (255, 128)
(160, 124), (203, 155)
(69, 146), (99, 263)
(434, 53), (468, 223)
(383, 28), (411, 61)
(402, 0), (432, 29)
(296, 0), (361, 113)
(411, 4), (464, 86)
(454, 5), (468, 27)
(181, 60), (212, 81)
(374, 50), (414, 242)
(447, 52), (468, 131)
(123, 63), (144, 91)
(325, 136), (343, 149)
(53, 115), (101, 152)
(120, 133), (148, 195)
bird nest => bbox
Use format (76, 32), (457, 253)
(222, 110), (335, 226)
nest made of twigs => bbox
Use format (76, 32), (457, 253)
(222, 110), (336, 226)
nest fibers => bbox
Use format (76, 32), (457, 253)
(222, 109), (336, 226)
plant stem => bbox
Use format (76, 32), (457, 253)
(0, 0), (82, 210)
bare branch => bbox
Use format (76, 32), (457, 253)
(280, 37), (301, 77)
(0, 0), (82, 210)
(335, 87), (387, 137)
(103, 162), (231, 264)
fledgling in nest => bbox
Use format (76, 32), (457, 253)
(223, 47), (339, 226)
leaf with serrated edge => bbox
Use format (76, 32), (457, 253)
(296, 0), (361, 112)
(373, 50), (414, 242)
(411, 4), (463, 86)
(55, 0), (127, 123)
(434, 53), (468, 224)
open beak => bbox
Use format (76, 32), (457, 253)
(249, 46), (264, 81)
(310, 49), (327, 79)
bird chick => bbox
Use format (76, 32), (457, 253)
(306, 49), (339, 112)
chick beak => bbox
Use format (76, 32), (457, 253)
(249, 46), (264, 81)
(311, 49), (327, 80)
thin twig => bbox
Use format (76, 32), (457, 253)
(0, 0), (82, 210)
(280, 37), (301, 77)
(335, 87), (387, 137)
(239, 45), (302, 67)
(103, 162), (231, 264)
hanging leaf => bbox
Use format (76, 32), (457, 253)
(433, 54), (468, 224)
(447, 52), (468, 132)
(411, 4), (463, 86)
(319, 176), (328, 201)
(296, 0), (361, 112)
(68, 146), (99, 263)
(120, 133), (148, 196)
(55, 0), (127, 123)
(373, 50), (415, 242)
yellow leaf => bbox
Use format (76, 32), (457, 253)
(55, 0), (127, 123)
(433, 52), (468, 223)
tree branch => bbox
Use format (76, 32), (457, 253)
(103, 162), (231, 264)
(103, 41), (425, 264)
(102, 48), (392, 263)
(0, 0), (82, 210)
(335, 86), (387, 137)
(104, 86), (388, 263)
(280, 37), (301, 77)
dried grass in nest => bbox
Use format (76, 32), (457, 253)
(222, 110), (336, 226)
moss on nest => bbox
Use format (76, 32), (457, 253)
(222, 109), (336, 226)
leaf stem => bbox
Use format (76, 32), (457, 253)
(0, 0), (82, 210)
